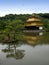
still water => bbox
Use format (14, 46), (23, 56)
(0, 32), (49, 65)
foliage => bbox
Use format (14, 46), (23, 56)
(0, 13), (49, 32)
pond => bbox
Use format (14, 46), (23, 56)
(0, 32), (49, 65)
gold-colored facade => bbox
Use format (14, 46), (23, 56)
(24, 16), (43, 30)
(25, 17), (43, 26)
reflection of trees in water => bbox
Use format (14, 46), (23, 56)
(2, 42), (25, 60)
(6, 50), (25, 59)
(1, 32), (49, 59)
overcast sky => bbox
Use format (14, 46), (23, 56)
(0, 0), (49, 16)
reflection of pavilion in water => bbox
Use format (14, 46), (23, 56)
(2, 42), (25, 60)
(22, 32), (49, 46)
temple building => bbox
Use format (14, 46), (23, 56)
(24, 15), (43, 30)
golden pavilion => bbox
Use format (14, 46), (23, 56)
(24, 15), (43, 30)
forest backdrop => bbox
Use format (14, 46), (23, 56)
(0, 13), (49, 42)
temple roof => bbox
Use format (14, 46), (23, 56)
(27, 17), (40, 22)
(27, 14), (41, 22)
